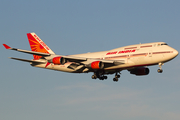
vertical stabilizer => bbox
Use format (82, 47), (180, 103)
(27, 32), (55, 59)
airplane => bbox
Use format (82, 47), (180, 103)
(3, 32), (179, 82)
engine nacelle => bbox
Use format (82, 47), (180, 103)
(90, 61), (104, 69)
(130, 67), (150, 76)
(49, 57), (66, 65)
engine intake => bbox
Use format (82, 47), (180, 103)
(130, 67), (150, 76)
(49, 57), (66, 65)
(90, 61), (104, 69)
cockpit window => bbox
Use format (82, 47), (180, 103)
(161, 43), (168, 45)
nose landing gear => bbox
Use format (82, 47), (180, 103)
(158, 63), (164, 73)
(157, 69), (163, 73)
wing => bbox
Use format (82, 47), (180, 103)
(3, 44), (51, 57)
(45, 55), (125, 68)
(3, 44), (125, 71)
(9, 57), (46, 63)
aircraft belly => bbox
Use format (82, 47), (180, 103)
(105, 61), (134, 70)
(105, 56), (156, 70)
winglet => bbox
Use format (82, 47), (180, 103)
(3, 44), (11, 49)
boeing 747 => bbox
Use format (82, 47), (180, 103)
(3, 33), (179, 82)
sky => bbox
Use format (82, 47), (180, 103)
(1, 0), (180, 120)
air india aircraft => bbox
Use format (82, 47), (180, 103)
(3, 33), (179, 82)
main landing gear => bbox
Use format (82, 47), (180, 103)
(157, 63), (164, 73)
(92, 72), (120, 82)
(91, 73), (108, 80)
(113, 73), (120, 82)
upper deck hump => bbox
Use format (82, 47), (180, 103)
(110, 42), (166, 51)
(69, 42), (166, 58)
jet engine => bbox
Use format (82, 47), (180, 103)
(49, 57), (66, 65)
(90, 61), (104, 69)
(130, 67), (150, 76)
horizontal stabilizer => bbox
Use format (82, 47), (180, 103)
(9, 57), (46, 63)
(3, 44), (51, 57)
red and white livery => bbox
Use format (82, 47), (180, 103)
(3, 33), (179, 82)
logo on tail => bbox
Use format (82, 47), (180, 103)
(27, 33), (55, 60)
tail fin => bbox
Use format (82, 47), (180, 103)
(27, 32), (55, 59)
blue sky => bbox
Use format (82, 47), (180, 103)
(1, 0), (180, 120)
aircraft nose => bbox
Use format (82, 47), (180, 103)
(173, 49), (179, 57)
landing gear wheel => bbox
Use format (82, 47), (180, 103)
(113, 72), (121, 82)
(115, 75), (120, 78)
(157, 69), (163, 73)
(103, 76), (108, 79)
(113, 78), (118, 82)
(99, 77), (104, 80)
(158, 63), (164, 73)
(92, 75), (97, 79)
(99, 76), (108, 80)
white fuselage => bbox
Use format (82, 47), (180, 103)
(5, 32), (178, 81)
(32, 42), (178, 73)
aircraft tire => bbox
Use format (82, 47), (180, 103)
(92, 75), (97, 79)
(104, 76), (108, 79)
(157, 69), (163, 73)
(113, 78), (118, 82)
(115, 75), (120, 78)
